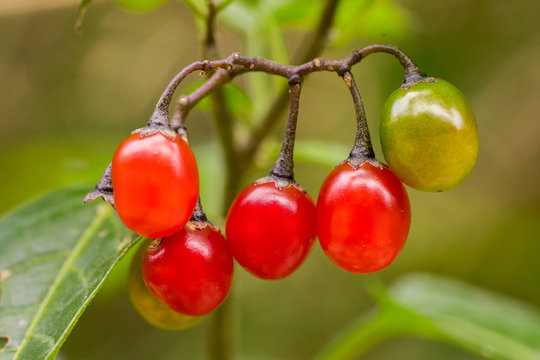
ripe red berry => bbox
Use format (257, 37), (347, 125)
(129, 239), (202, 330)
(112, 130), (199, 238)
(142, 221), (234, 316)
(316, 160), (410, 274)
(225, 178), (316, 280)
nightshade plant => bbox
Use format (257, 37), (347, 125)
(8, 1), (540, 360)
(84, 35), (479, 332)
(81, 0), (480, 353)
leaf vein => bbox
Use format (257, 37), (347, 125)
(12, 205), (113, 360)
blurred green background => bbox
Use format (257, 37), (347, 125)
(1, 0), (539, 358)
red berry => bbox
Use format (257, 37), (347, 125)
(112, 130), (199, 238)
(225, 178), (316, 280)
(142, 221), (234, 316)
(316, 160), (410, 274)
(129, 239), (202, 330)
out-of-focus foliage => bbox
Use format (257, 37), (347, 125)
(186, 82), (253, 127)
(261, 139), (350, 170)
(116, 0), (170, 12)
(317, 273), (540, 359)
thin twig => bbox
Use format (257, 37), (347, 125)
(167, 45), (420, 127)
(155, 61), (208, 114)
(170, 66), (247, 129)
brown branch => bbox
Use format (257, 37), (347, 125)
(167, 45), (421, 127)
(170, 66), (248, 129)
(155, 61), (208, 114)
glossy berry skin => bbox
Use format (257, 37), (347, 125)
(317, 160), (410, 274)
(379, 78), (478, 192)
(129, 239), (201, 330)
(142, 221), (234, 317)
(112, 130), (199, 238)
(225, 178), (316, 280)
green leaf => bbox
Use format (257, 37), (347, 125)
(333, 0), (414, 46)
(0, 187), (139, 360)
(181, 0), (207, 19)
(74, 0), (93, 34)
(273, 0), (322, 29)
(316, 273), (540, 360)
(391, 274), (540, 359)
(115, 0), (170, 12)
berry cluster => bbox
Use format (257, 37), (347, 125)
(84, 45), (478, 329)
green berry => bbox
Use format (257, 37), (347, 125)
(379, 78), (479, 192)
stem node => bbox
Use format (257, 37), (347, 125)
(337, 65), (351, 77)
(288, 74), (303, 86)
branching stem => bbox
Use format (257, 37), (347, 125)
(157, 45), (421, 131)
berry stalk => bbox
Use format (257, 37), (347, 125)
(270, 81), (302, 181)
(341, 71), (375, 163)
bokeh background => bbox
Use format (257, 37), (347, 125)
(1, 0), (539, 358)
